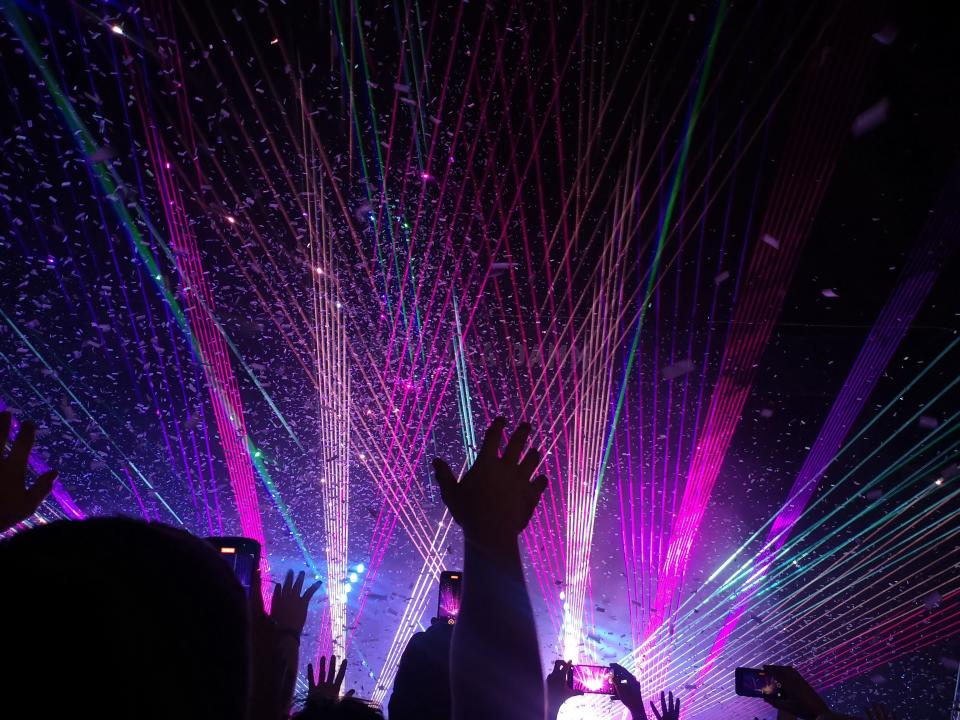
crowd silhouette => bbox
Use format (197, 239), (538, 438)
(0, 411), (896, 719)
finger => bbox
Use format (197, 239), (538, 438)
(502, 422), (531, 465)
(294, 570), (306, 595)
(650, 701), (662, 720)
(307, 663), (315, 689)
(303, 579), (323, 603)
(0, 411), (10, 459)
(673, 694), (680, 715)
(26, 469), (57, 510)
(334, 657), (347, 690)
(660, 691), (667, 714)
(284, 569), (294, 591)
(317, 656), (327, 684)
(249, 567), (265, 615)
(518, 446), (541, 481)
(478, 417), (506, 461)
(344, 689), (355, 698)
(553, 659), (564, 674)
(327, 655), (337, 684)
(271, 582), (281, 611)
(9, 420), (36, 477)
(433, 459), (460, 514)
(524, 475), (549, 521)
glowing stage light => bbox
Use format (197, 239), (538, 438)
(111, 24), (123, 35)
(350, 572), (359, 582)
(356, 563), (365, 573)
(225, 215), (236, 224)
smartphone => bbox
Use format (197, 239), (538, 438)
(734, 667), (782, 698)
(207, 536), (261, 596)
(569, 664), (616, 695)
(437, 571), (463, 624)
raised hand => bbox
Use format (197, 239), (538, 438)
(0, 412), (57, 532)
(611, 663), (647, 720)
(546, 660), (582, 720)
(270, 570), (322, 638)
(761, 666), (830, 720)
(650, 691), (680, 720)
(864, 704), (895, 720)
(433, 417), (547, 548)
(306, 656), (351, 702)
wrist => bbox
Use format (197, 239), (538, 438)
(274, 625), (302, 645)
(464, 530), (521, 556)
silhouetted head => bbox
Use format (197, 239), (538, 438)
(0, 517), (250, 719)
(388, 619), (453, 720)
(294, 696), (385, 720)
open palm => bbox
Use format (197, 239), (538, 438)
(0, 413), (57, 532)
(433, 417), (547, 547)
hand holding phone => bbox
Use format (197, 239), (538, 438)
(568, 664), (616, 695)
(735, 667), (782, 698)
(437, 571), (463, 624)
(206, 536), (261, 596)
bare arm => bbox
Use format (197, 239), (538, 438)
(434, 418), (549, 720)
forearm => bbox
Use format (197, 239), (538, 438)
(451, 537), (545, 720)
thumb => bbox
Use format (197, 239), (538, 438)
(524, 474), (548, 521)
(27, 470), (57, 510)
(432, 458), (459, 509)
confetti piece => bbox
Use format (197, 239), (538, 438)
(86, 146), (115, 163)
(762, 233), (780, 250)
(872, 23), (898, 45)
(821, 288), (839, 298)
(662, 358), (694, 380)
(918, 415), (939, 429)
(714, 270), (730, 285)
(923, 591), (943, 610)
(851, 97), (890, 138)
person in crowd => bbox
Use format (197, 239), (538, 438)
(547, 659), (680, 720)
(760, 666), (895, 720)
(251, 567), (323, 720)
(292, 655), (382, 719)
(389, 617), (454, 720)
(433, 417), (549, 720)
(0, 412), (57, 532)
(0, 515), (251, 719)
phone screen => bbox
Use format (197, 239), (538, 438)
(569, 664), (616, 695)
(734, 667), (782, 698)
(437, 571), (463, 624)
(207, 536), (261, 596)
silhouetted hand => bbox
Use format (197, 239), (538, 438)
(546, 660), (582, 719)
(864, 704), (894, 720)
(433, 417), (547, 549)
(270, 570), (322, 638)
(307, 656), (351, 702)
(761, 666), (830, 720)
(649, 691), (680, 720)
(612, 663), (647, 720)
(0, 413), (57, 532)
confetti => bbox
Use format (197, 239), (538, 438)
(851, 97), (891, 138)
